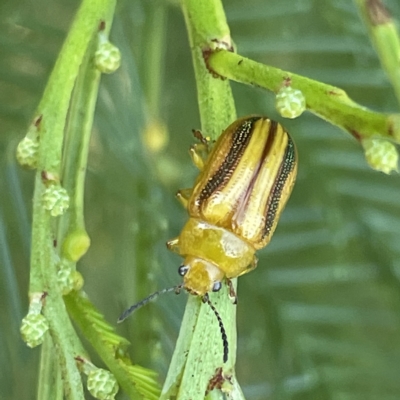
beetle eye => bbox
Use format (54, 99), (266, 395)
(212, 281), (222, 292)
(178, 265), (189, 276)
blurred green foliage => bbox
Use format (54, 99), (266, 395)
(1, 0), (400, 399)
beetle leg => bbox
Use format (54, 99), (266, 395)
(166, 237), (180, 253)
(176, 189), (192, 208)
(192, 128), (209, 144)
(189, 128), (214, 170)
(189, 144), (207, 170)
(226, 278), (238, 305)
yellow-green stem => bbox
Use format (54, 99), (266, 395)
(28, 0), (117, 399)
(208, 49), (400, 142)
(161, 0), (243, 399)
(354, 0), (400, 108)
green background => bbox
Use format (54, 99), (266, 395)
(1, 0), (400, 399)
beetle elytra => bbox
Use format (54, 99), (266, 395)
(119, 116), (298, 362)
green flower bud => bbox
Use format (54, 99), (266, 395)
(16, 137), (39, 169)
(20, 313), (49, 348)
(42, 185), (69, 216)
(276, 86), (306, 119)
(362, 138), (399, 174)
(95, 42), (121, 74)
(87, 368), (119, 400)
(62, 229), (91, 262)
(57, 261), (75, 295)
(57, 259), (84, 294)
(71, 271), (84, 291)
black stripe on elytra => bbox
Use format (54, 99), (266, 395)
(240, 119), (278, 208)
(262, 135), (296, 239)
(197, 117), (260, 205)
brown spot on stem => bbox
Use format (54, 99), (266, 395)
(203, 40), (234, 80)
(388, 127), (394, 137)
(99, 20), (106, 31)
(203, 48), (226, 80)
(349, 129), (362, 141)
(34, 115), (43, 128)
(210, 38), (234, 52)
(206, 367), (232, 394)
(41, 170), (58, 183)
(283, 76), (292, 87)
(366, 0), (391, 25)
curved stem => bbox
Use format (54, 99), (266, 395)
(58, 29), (100, 262)
(207, 49), (400, 142)
(354, 0), (400, 108)
(29, 1), (117, 399)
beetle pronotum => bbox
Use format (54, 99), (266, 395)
(119, 115), (298, 363)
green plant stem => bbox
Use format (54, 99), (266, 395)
(354, 0), (400, 108)
(37, 336), (63, 400)
(30, 194), (85, 399)
(64, 291), (161, 400)
(28, 0), (116, 399)
(180, 0), (236, 139)
(56, 41), (162, 396)
(58, 31), (100, 261)
(162, 1), (244, 400)
(142, 0), (167, 120)
(55, 6), (162, 398)
(207, 49), (400, 143)
(35, 0), (115, 175)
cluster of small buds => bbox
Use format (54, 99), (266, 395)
(362, 138), (399, 174)
(16, 116), (42, 169)
(20, 293), (49, 348)
(275, 86), (306, 119)
(95, 31), (121, 74)
(42, 184), (70, 216)
(87, 368), (119, 400)
(16, 136), (39, 169)
(78, 358), (119, 400)
(57, 260), (84, 295)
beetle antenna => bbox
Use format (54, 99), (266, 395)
(118, 284), (183, 323)
(202, 294), (229, 363)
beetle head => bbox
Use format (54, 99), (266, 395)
(118, 257), (229, 363)
(178, 256), (224, 296)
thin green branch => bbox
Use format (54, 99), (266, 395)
(354, 0), (400, 108)
(207, 49), (400, 143)
(38, 8), (162, 399)
(180, 0), (236, 139)
(58, 32), (99, 262)
(37, 337), (63, 400)
(35, 1), (114, 175)
(161, 0), (242, 399)
(28, 0), (116, 399)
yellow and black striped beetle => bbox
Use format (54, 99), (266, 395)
(119, 115), (298, 362)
